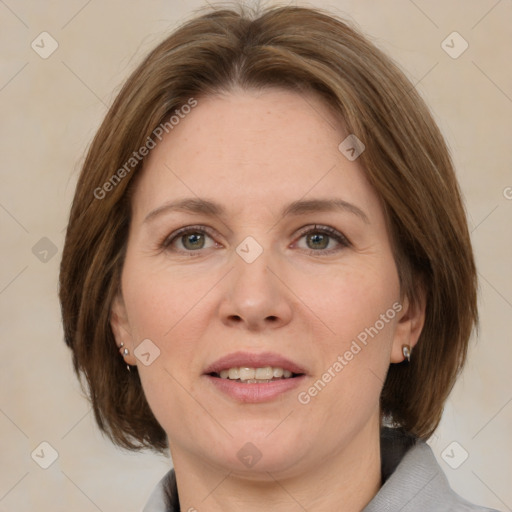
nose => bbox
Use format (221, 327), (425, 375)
(218, 244), (293, 332)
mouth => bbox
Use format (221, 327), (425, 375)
(204, 351), (307, 380)
(207, 366), (304, 384)
(203, 351), (307, 402)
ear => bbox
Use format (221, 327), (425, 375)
(390, 290), (426, 363)
(110, 294), (137, 366)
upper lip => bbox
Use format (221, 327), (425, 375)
(204, 351), (307, 375)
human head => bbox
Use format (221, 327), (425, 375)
(59, 3), (477, 455)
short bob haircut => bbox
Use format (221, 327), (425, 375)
(59, 3), (477, 454)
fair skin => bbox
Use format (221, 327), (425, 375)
(111, 88), (425, 512)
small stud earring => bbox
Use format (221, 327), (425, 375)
(119, 342), (129, 355)
(402, 344), (411, 363)
(118, 342), (132, 372)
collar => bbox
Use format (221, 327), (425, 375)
(143, 427), (497, 512)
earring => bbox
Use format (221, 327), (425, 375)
(118, 342), (132, 372)
(402, 344), (411, 363)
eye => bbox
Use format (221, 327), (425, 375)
(294, 225), (350, 255)
(160, 224), (350, 256)
(161, 225), (218, 255)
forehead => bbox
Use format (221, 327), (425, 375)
(130, 88), (380, 223)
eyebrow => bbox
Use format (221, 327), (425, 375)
(143, 197), (370, 224)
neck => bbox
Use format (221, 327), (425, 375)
(171, 419), (382, 512)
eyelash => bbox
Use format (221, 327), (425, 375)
(159, 224), (351, 257)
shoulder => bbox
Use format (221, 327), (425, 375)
(364, 432), (501, 512)
(406, 441), (499, 511)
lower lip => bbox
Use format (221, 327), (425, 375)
(205, 375), (306, 403)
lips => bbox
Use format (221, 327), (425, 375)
(203, 351), (307, 376)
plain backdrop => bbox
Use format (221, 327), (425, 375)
(1, 1), (511, 511)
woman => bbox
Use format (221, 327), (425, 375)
(59, 3), (500, 511)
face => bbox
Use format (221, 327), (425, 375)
(111, 88), (423, 478)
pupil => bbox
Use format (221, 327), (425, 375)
(308, 233), (328, 250)
(184, 233), (204, 250)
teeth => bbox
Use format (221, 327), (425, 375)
(239, 367), (255, 380)
(273, 367), (283, 378)
(255, 367), (273, 379)
(216, 366), (296, 382)
(228, 368), (239, 380)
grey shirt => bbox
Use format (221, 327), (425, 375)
(142, 428), (500, 512)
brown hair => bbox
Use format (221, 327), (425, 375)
(59, 3), (477, 453)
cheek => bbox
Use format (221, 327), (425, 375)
(119, 256), (214, 418)
(121, 253), (210, 341)
(122, 277), (200, 434)
(301, 255), (400, 348)
(296, 258), (400, 411)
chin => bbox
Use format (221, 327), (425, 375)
(205, 430), (312, 479)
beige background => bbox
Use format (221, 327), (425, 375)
(1, 0), (511, 510)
